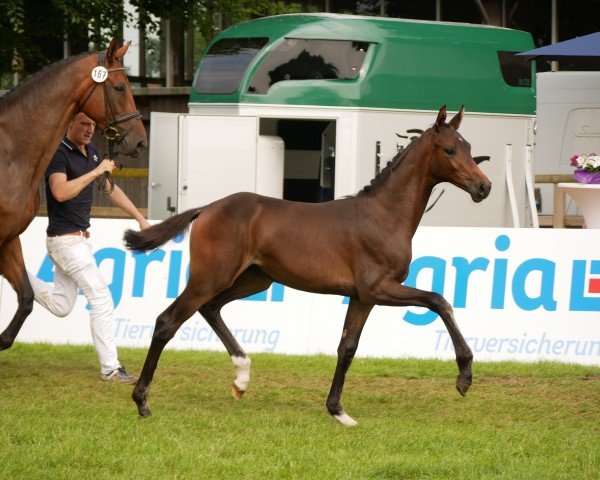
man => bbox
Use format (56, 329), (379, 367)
(28, 112), (151, 384)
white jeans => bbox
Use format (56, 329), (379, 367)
(27, 235), (121, 375)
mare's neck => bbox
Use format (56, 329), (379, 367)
(3, 55), (95, 184)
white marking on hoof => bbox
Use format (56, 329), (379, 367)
(231, 383), (245, 400)
(333, 411), (358, 427)
(231, 355), (251, 393)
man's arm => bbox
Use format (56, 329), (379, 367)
(106, 184), (151, 230)
(48, 159), (115, 202)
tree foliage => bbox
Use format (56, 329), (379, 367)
(0, 0), (301, 86)
(0, 0), (127, 79)
(130, 0), (300, 47)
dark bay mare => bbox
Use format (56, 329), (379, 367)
(0, 39), (146, 352)
(124, 106), (491, 426)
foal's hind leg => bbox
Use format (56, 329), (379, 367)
(199, 266), (273, 400)
(133, 283), (212, 417)
(326, 298), (373, 426)
(0, 236), (34, 350)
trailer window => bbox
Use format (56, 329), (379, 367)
(194, 37), (268, 94)
(248, 39), (370, 94)
(498, 51), (532, 87)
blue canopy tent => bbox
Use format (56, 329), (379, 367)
(517, 31), (600, 64)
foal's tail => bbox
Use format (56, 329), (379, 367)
(123, 208), (202, 252)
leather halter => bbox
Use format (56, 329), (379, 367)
(78, 50), (142, 144)
(78, 49), (143, 194)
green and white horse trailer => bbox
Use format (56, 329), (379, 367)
(149, 13), (538, 227)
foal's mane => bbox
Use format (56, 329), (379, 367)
(356, 133), (421, 196)
(0, 51), (95, 109)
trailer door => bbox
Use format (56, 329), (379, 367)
(148, 112), (181, 220)
(178, 115), (258, 212)
(320, 121), (336, 201)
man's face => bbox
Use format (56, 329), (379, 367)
(68, 113), (96, 147)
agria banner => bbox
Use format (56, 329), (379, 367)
(0, 218), (598, 365)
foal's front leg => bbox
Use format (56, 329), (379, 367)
(371, 282), (473, 396)
(327, 298), (373, 426)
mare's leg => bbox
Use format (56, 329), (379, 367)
(370, 283), (473, 396)
(326, 297), (373, 426)
(199, 266), (273, 399)
(0, 236), (34, 350)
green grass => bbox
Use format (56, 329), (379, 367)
(0, 343), (599, 480)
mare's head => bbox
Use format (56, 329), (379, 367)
(425, 106), (491, 202)
(81, 38), (147, 157)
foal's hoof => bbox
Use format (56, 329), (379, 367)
(456, 375), (472, 396)
(133, 390), (152, 418)
(231, 383), (245, 400)
(332, 410), (358, 427)
(138, 404), (152, 418)
(0, 336), (14, 351)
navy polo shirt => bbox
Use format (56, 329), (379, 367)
(45, 138), (101, 236)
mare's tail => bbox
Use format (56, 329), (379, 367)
(123, 208), (202, 252)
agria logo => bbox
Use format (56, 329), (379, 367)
(401, 235), (600, 325)
(35, 234), (599, 324)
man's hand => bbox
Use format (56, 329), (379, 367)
(50, 158), (114, 202)
(96, 159), (116, 175)
(138, 218), (152, 230)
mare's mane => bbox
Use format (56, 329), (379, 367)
(0, 51), (95, 110)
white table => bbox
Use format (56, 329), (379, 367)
(558, 183), (600, 228)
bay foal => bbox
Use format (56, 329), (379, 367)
(124, 106), (491, 426)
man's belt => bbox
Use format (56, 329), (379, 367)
(49, 230), (90, 238)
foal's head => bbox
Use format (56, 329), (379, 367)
(425, 106), (491, 202)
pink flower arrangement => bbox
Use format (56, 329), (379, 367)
(570, 153), (600, 172)
(570, 153), (600, 184)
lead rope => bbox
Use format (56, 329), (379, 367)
(99, 139), (118, 195)
(98, 51), (120, 195)
(424, 188), (445, 213)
